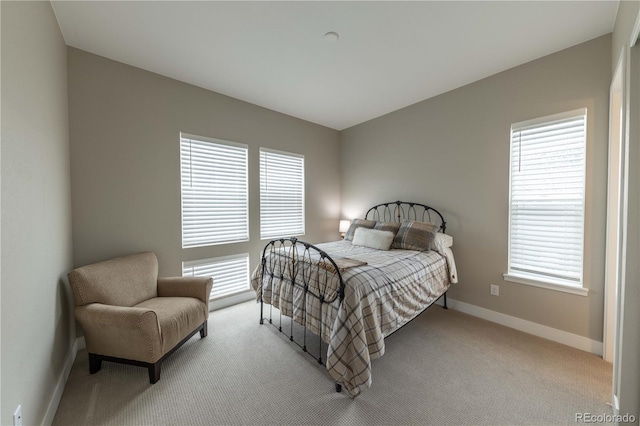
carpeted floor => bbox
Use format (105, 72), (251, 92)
(52, 301), (612, 426)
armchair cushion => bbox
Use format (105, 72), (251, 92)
(135, 297), (207, 355)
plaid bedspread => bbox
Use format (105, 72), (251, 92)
(251, 240), (451, 397)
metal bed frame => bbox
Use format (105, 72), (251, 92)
(256, 201), (448, 394)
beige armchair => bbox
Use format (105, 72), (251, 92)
(68, 252), (213, 383)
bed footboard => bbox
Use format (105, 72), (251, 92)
(257, 238), (346, 384)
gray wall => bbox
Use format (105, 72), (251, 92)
(67, 48), (341, 302)
(340, 35), (611, 342)
(1, 2), (74, 425)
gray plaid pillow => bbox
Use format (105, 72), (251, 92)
(373, 221), (401, 236)
(344, 219), (376, 241)
(391, 220), (439, 251)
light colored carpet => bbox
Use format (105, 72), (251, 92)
(53, 301), (612, 426)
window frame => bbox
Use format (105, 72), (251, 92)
(503, 108), (589, 296)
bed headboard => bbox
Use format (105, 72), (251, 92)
(364, 201), (446, 233)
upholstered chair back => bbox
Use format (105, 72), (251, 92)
(68, 252), (159, 307)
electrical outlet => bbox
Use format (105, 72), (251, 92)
(490, 284), (499, 296)
(13, 405), (22, 426)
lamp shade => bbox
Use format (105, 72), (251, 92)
(339, 220), (351, 233)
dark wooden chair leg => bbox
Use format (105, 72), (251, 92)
(89, 353), (102, 374)
(149, 362), (161, 384)
(200, 321), (208, 338)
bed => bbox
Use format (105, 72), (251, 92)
(250, 201), (457, 397)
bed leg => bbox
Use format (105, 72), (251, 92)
(443, 293), (448, 309)
(259, 299), (264, 324)
(335, 383), (342, 393)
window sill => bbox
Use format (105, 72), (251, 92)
(503, 273), (588, 296)
(260, 233), (305, 241)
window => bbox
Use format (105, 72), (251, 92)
(260, 148), (305, 239)
(180, 134), (248, 248)
(182, 254), (250, 300)
(504, 109), (587, 294)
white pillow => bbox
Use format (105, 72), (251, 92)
(352, 228), (395, 251)
(433, 233), (453, 254)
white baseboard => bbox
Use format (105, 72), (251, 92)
(444, 297), (603, 356)
(41, 337), (83, 426)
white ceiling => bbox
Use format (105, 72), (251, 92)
(51, 1), (619, 130)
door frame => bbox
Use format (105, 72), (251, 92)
(603, 52), (624, 363)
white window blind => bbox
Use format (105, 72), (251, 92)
(260, 148), (305, 239)
(508, 109), (586, 285)
(182, 254), (250, 300)
(180, 134), (248, 248)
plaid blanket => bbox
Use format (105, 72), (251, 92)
(251, 240), (451, 397)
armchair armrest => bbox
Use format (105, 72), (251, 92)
(157, 277), (213, 306)
(76, 304), (158, 328)
(75, 304), (162, 363)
